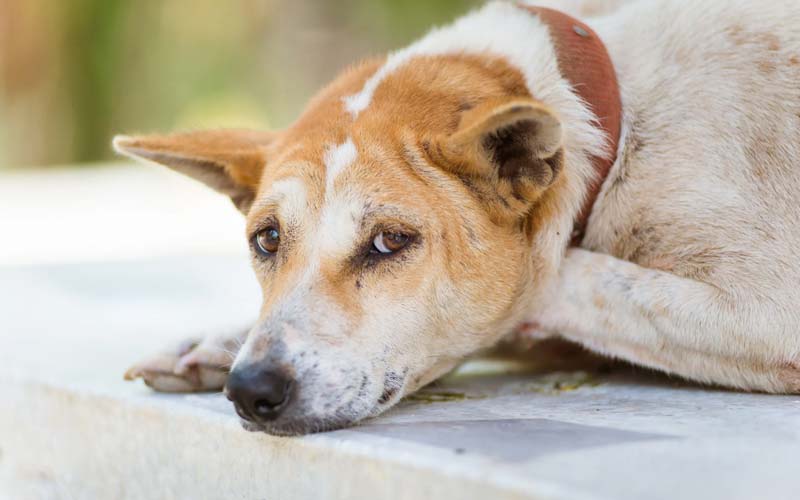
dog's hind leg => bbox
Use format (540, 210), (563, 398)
(124, 328), (248, 392)
(525, 249), (800, 393)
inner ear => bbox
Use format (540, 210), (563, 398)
(439, 99), (564, 220)
(483, 117), (563, 186)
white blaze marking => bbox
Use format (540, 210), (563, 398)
(270, 177), (308, 221)
(343, 52), (414, 118)
(317, 196), (360, 257)
(319, 139), (361, 257)
(324, 138), (357, 196)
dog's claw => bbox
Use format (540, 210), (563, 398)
(123, 366), (140, 381)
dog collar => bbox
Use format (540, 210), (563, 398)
(522, 5), (622, 246)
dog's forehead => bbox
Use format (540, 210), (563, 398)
(255, 137), (412, 220)
(249, 138), (419, 259)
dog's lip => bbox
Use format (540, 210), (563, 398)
(240, 416), (357, 436)
(235, 395), (370, 436)
(239, 419), (266, 433)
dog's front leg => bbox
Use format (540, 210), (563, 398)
(527, 248), (797, 393)
(124, 328), (248, 392)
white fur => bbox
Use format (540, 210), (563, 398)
(316, 196), (361, 258)
(323, 139), (357, 196)
(319, 139), (363, 257)
(268, 177), (308, 222)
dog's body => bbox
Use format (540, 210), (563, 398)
(116, 0), (800, 435)
(545, 0), (800, 393)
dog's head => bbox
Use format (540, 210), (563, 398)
(115, 45), (582, 434)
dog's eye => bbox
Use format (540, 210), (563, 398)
(371, 231), (411, 254)
(254, 226), (280, 256)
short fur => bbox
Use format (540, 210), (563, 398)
(117, 0), (800, 435)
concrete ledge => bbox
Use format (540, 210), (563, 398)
(3, 382), (564, 500)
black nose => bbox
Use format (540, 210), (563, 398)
(225, 366), (294, 423)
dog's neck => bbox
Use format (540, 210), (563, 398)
(522, 6), (622, 246)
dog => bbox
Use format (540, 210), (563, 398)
(114, 0), (800, 435)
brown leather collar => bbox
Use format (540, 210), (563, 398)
(521, 5), (622, 246)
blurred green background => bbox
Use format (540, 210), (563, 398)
(0, 0), (480, 169)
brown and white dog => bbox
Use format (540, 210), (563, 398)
(114, 0), (800, 435)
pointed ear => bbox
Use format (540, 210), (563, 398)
(436, 98), (564, 221)
(112, 129), (276, 213)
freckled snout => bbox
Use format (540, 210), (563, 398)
(225, 365), (295, 424)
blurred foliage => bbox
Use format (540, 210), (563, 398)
(0, 0), (480, 168)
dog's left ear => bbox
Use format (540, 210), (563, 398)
(436, 98), (564, 221)
(113, 129), (276, 213)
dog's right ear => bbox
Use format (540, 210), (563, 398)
(113, 129), (276, 213)
(434, 98), (564, 223)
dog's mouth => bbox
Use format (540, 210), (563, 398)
(238, 369), (410, 436)
(238, 408), (370, 436)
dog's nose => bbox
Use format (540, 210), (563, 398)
(225, 366), (294, 423)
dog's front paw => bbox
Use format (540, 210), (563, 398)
(124, 336), (234, 392)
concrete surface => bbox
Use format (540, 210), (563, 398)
(1, 165), (799, 500)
